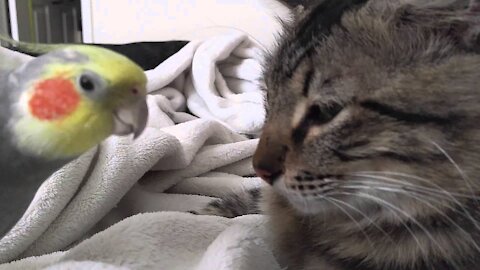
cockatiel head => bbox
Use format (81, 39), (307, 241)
(5, 45), (148, 159)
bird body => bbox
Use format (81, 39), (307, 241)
(0, 41), (148, 238)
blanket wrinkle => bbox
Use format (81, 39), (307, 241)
(141, 139), (258, 192)
(0, 25), (287, 269)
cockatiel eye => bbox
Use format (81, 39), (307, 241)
(75, 70), (108, 100)
(79, 74), (96, 92)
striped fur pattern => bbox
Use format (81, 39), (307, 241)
(195, 0), (480, 269)
(189, 188), (261, 218)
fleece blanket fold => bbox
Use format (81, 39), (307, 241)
(0, 30), (282, 269)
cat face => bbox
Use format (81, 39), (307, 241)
(255, 0), (480, 216)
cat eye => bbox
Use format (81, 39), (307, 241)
(292, 103), (343, 144)
(306, 103), (343, 126)
(360, 100), (450, 125)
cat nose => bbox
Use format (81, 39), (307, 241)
(253, 125), (287, 185)
(253, 165), (283, 185)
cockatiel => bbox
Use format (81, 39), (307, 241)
(0, 43), (148, 238)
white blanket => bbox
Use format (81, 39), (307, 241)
(0, 31), (284, 270)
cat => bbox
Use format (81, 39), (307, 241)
(192, 0), (480, 269)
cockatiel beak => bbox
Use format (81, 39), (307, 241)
(112, 97), (148, 139)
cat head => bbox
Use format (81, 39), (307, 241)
(255, 0), (480, 216)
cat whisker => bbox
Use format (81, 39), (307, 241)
(340, 175), (480, 229)
(326, 196), (396, 245)
(323, 197), (377, 250)
(429, 141), (470, 184)
(346, 173), (480, 231)
(339, 180), (465, 210)
(337, 184), (480, 254)
(429, 140), (480, 210)
(329, 191), (429, 260)
(349, 172), (480, 199)
(355, 192), (454, 261)
(342, 178), (469, 201)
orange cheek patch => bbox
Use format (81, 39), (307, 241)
(29, 78), (80, 121)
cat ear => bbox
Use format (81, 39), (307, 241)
(293, 5), (306, 18)
(290, 5), (314, 22)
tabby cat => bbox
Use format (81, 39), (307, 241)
(193, 0), (480, 269)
